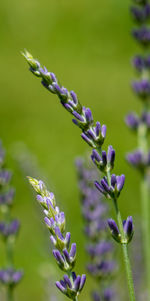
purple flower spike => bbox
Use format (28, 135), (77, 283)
(123, 216), (134, 243)
(108, 219), (121, 243)
(28, 177), (86, 300)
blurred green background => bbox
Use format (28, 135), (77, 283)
(0, 0), (142, 300)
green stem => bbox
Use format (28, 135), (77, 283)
(113, 199), (135, 301)
(107, 170), (135, 301)
(7, 286), (14, 301)
(140, 174), (150, 295)
(138, 122), (150, 296)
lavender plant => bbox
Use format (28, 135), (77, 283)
(28, 176), (86, 301)
(75, 157), (116, 301)
(22, 51), (135, 300)
(125, 0), (150, 295)
(0, 141), (23, 301)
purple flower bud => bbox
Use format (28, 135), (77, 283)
(95, 181), (106, 195)
(101, 125), (107, 138)
(108, 219), (121, 243)
(70, 91), (78, 105)
(72, 111), (85, 122)
(107, 145), (115, 169)
(81, 133), (95, 148)
(91, 149), (101, 163)
(116, 175), (125, 192)
(79, 274), (86, 292)
(123, 216), (134, 243)
(53, 250), (66, 269)
(85, 108), (93, 124)
(69, 243), (76, 259)
(101, 178), (110, 193)
(95, 122), (101, 136)
(50, 72), (57, 83)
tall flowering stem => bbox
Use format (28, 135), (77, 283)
(75, 158), (116, 301)
(23, 50), (135, 300)
(28, 177), (86, 301)
(0, 142), (23, 301)
(126, 0), (150, 294)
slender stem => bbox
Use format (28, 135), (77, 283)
(138, 122), (150, 296)
(113, 198), (135, 301)
(7, 286), (14, 301)
(107, 170), (136, 301)
(140, 173), (150, 295)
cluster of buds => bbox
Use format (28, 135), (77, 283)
(91, 146), (115, 173)
(0, 269), (23, 287)
(108, 217), (134, 244)
(125, 111), (150, 130)
(0, 142), (23, 293)
(95, 174), (125, 199)
(76, 158), (115, 301)
(126, 149), (150, 171)
(0, 219), (20, 240)
(28, 176), (86, 300)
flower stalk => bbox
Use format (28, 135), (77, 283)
(126, 0), (150, 295)
(22, 50), (136, 300)
(0, 141), (23, 301)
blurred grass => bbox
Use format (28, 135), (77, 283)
(0, 0), (142, 300)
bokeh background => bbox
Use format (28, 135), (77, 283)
(0, 0), (142, 300)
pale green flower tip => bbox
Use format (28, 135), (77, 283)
(21, 49), (33, 61)
(27, 176), (41, 193)
(21, 49), (40, 71)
